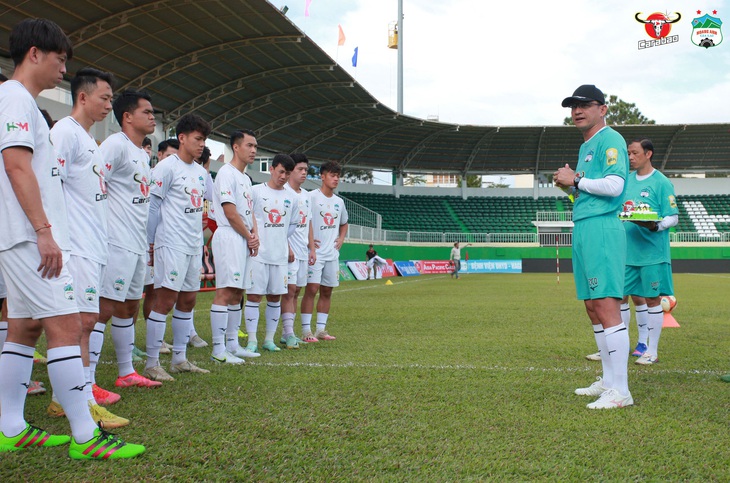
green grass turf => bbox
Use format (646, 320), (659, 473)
(5, 273), (730, 480)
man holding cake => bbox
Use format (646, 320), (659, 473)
(553, 85), (632, 410)
(621, 138), (678, 365)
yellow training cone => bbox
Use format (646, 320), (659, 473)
(385, 280), (393, 285)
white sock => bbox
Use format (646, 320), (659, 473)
(0, 342), (33, 436)
(315, 312), (329, 333)
(111, 316), (135, 377)
(47, 346), (97, 443)
(264, 302), (281, 342)
(592, 324), (612, 389)
(146, 310), (168, 369)
(281, 313), (295, 338)
(301, 313), (312, 335)
(604, 323), (630, 396)
(635, 304), (649, 345)
(171, 308), (192, 365)
(189, 309), (198, 337)
(244, 302), (260, 344)
(620, 303), (630, 328)
(210, 304), (228, 357)
(646, 305), (664, 357)
(88, 322), (106, 385)
(0, 320), (8, 352)
(83, 366), (94, 403)
(226, 304), (242, 352)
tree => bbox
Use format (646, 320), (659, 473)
(563, 94), (656, 126)
(341, 167), (373, 183)
(456, 174), (484, 188)
(403, 173), (426, 186)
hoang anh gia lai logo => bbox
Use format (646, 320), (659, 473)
(635, 11), (682, 49)
(692, 10), (722, 48)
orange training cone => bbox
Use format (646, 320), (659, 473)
(663, 312), (680, 328)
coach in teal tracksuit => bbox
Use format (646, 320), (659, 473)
(554, 85), (632, 410)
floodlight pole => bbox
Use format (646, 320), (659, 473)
(397, 0), (404, 114)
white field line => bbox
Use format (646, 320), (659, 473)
(334, 275), (449, 295)
(684, 273), (730, 279)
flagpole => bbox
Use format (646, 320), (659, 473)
(397, 0), (403, 114)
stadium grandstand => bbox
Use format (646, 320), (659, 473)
(1, 0), (728, 271)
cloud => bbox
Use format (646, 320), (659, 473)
(291, 0), (730, 125)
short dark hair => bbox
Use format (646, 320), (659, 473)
(197, 146), (211, 165)
(0, 73), (8, 82)
(271, 153), (294, 172)
(157, 138), (179, 153)
(71, 67), (115, 105)
(113, 89), (152, 125)
(629, 138), (654, 161)
(142, 137), (152, 148)
(230, 129), (256, 148)
(176, 113), (211, 138)
(9, 18), (73, 66)
(290, 153), (309, 166)
(319, 161), (342, 176)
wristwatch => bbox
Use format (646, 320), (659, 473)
(573, 173), (582, 188)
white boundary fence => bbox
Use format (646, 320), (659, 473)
(341, 199), (730, 245)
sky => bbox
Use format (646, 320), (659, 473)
(277, 0), (730, 127)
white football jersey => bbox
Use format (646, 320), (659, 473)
(310, 189), (348, 261)
(285, 183), (311, 261)
(51, 116), (108, 264)
(150, 154), (207, 255)
(99, 132), (152, 255)
(212, 163), (254, 231)
(251, 183), (298, 265)
(0, 81), (70, 251)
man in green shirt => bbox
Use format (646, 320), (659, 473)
(554, 85), (632, 410)
(622, 138), (678, 365)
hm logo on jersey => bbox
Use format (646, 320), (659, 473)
(6, 121), (29, 132)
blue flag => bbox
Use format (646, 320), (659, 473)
(352, 47), (358, 67)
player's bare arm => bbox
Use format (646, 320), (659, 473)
(3, 146), (62, 278)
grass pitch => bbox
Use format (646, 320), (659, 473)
(6, 273), (730, 481)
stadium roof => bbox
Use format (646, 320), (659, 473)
(1, 0), (729, 174)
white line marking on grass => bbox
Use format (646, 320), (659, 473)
(336, 275), (449, 294)
(243, 360), (725, 376)
(685, 273), (730, 279)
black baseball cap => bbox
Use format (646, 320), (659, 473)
(561, 85), (605, 107)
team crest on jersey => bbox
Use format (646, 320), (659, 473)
(114, 278), (125, 291)
(233, 272), (241, 282)
(284, 199), (291, 209)
(92, 164), (108, 198)
(169, 270), (178, 281)
(584, 151), (593, 163)
(265, 208), (285, 224)
(85, 286), (97, 302)
(606, 148), (618, 166)
(185, 187), (203, 208)
(640, 188), (650, 198)
(133, 173), (151, 197)
(321, 211), (337, 226)
(63, 283), (75, 300)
